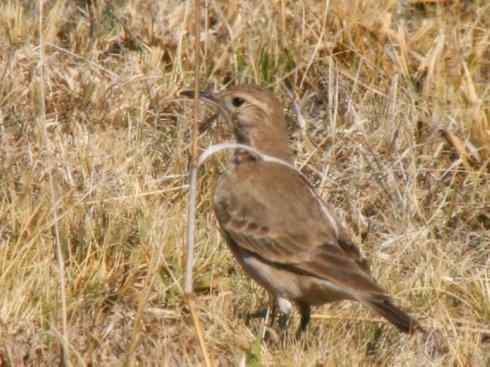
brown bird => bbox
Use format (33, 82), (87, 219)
(182, 85), (422, 336)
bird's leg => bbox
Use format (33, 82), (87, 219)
(246, 297), (277, 326)
(268, 300), (278, 326)
(258, 300), (278, 341)
(245, 307), (268, 323)
(277, 312), (290, 331)
(276, 297), (293, 332)
(244, 298), (281, 342)
(295, 303), (311, 338)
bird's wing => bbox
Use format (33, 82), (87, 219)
(214, 161), (384, 296)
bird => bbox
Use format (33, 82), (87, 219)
(181, 85), (422, 337)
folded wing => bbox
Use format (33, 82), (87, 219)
(214, 161), (384, 297)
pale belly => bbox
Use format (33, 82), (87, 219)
(233, 246), (352, 306)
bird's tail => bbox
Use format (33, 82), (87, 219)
(366, 296), (422, 334)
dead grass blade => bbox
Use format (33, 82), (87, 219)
(439, 129), (478, 171)
(37, 0), (69, 365)
(183, 1), (213, 366)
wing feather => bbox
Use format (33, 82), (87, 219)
(214, 161), (383, 295)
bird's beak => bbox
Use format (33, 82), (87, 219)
(180, 90), (218, 104)
(180, 89), (233, 133)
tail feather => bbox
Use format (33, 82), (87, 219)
(367, 297), (422, 334)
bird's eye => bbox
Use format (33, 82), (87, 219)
(231, 97), (245, 107)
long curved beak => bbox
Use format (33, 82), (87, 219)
(180, 90), (233, 133)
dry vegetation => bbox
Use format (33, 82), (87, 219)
(0, 0), (489, 365)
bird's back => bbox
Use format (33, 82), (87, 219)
(214, 160), (372, 278)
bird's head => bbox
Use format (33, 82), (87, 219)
(182, 85), (291, 162)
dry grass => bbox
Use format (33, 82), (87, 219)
(0, 0), (489, 365)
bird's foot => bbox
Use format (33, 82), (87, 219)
(245, 307), (269, 325)
(277, 311), (290, 331)
(295, 304), (311, 340)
